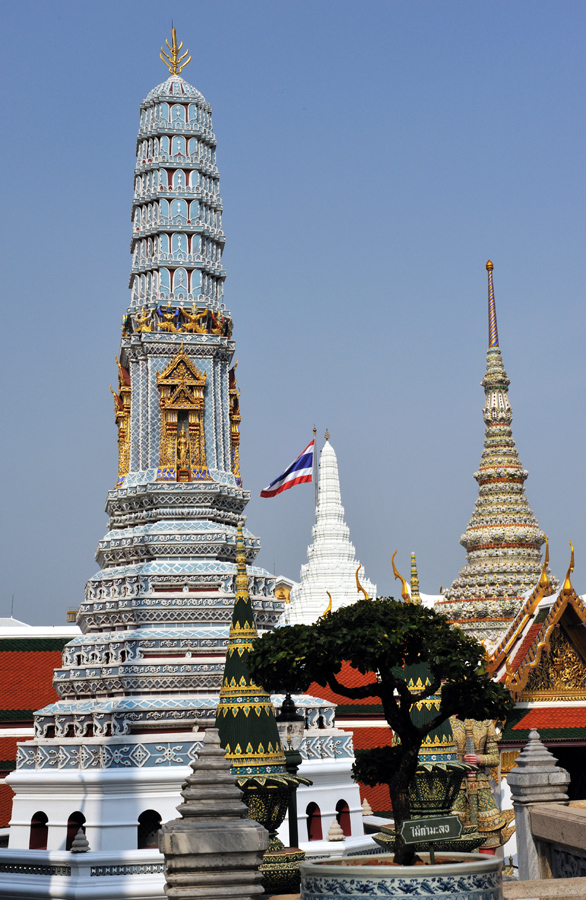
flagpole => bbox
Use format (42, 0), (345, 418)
(313, 426), (318, 511)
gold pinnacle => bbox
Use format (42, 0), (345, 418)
(324, 429), (330, 441)
(486, 260), (494, 272)
(160, 27), (191, 75)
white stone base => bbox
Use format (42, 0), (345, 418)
(0, 848), (165, 900)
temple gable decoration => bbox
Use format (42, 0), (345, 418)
(488, 543), (586, 702)
(156, 345), (208, 481)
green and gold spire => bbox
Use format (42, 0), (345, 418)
(215, 522), (287, 779)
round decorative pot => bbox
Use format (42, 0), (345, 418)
(300, 851), (503, 900)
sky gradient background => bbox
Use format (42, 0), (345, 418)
(1, 1), (585, 624)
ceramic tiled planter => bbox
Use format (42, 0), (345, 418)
(300, 851), (503, 899)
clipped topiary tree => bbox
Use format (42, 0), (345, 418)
(249, 597), (514, 865)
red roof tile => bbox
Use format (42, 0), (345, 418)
(0, 778), (15, 828)
(347, 726), (394, 750)
(0, 651), (62, 712)
(510, 622), (543, 672)
(0, 736), (22, 765)
(360, 783), (392, 816)
(307, 661), (380, 707)
(513, 707), (586, 730)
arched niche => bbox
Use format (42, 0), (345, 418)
(66, 811), (86, 851)
(137, 809), (162, 849)
(335, 799), (351, 836)
(29, 811), (48, 850)
(305, 802), (323, 842)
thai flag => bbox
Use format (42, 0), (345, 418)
(260, 440), (315, 498)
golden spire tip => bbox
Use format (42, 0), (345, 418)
(486, 260), (493, 271)
(160, 27), (191, 75)
(563, 541), (575, 594)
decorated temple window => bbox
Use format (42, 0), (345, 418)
(160, 135), (170, 155)
(172, 233), (187, 257)
(173, 169), (185, 190)
(188, 137), (198, 157)
(190, 270), (202, 292)
(171, 199), (187, 224)
(160, 103), (169, 121)
(171, 103), (185, 123)
(174, 268), (188, 296)
(190, 200), (199, 221)
(157, 347), (208, 482)
(29, 811), (49, 850)
(159, 268), (171, 294)
(172, 135), (186, 157)
(65, 812), (86, 851)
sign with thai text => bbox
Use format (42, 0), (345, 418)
(399, 815), (463, 845)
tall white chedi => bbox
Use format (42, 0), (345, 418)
(287, 436), (376, 624)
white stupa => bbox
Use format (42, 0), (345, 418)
(286, 436), (376, 624)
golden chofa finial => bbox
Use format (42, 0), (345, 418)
(538, 535), (550, 589)
(563, 541), (575, 594)
(322, 591), (333, 617)
(391, 551), (410, 603)
(355, 566), (370, 601)
(160, 27), (191, 75)
(486, 260), (494, 272)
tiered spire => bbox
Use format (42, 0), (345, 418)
(130, 43), (226, 312)
(436, 262), (552, 650)
(287, 439), (376, 624)
(216, 523), (286, 779)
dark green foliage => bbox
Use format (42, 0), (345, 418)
(250, 597), (514, 863)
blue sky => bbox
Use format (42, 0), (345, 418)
(1, 2), (585, 624)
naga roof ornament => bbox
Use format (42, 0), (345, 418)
(436, 262), (556, 651)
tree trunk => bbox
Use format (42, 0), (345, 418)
(389, 781), (415, 865)
(388, 744), (420, 866)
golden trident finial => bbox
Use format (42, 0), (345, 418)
(160, 27), (191, 75)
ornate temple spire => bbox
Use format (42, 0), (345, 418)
(216, 523), (286, 778)
(487, 260), (498, 348)
(410, 553), (422, 605)
(286, 440), (376, 624)
(436, 262), (553, 650)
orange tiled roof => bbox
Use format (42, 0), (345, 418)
(0, 650), (62, 713)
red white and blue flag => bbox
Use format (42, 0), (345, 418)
(260, 440), (315, 498)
